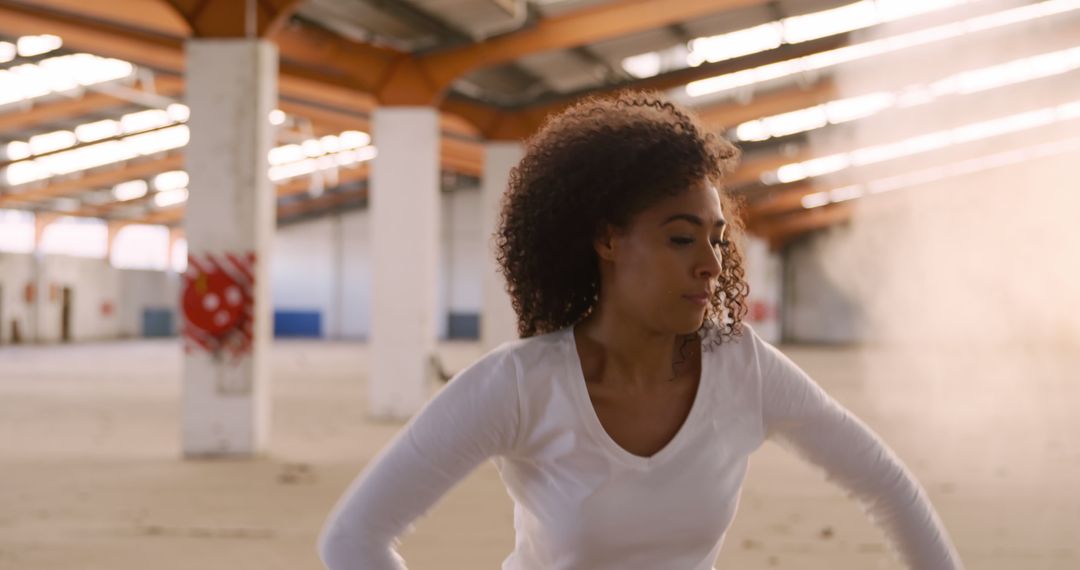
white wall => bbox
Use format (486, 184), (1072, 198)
(3, 187), (793, 345)
(270, 185), (483, 340)
(0, 253), (34, 344)
(741, 235), (782, 344)
(116, 269), (180, 337)
(272, 216), (336, 337)
(36, 255), (121, 341)
(339, 210), (372, 339)
(0, 252), (178, 343)
(3, 188), (787, 345)
(781, 228), (866, 344)
(0, 186), (485, 345)
(445, 187), (483, 315)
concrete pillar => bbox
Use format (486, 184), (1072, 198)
(105, 221), (126, 267)
(181, 40), (276, 456)
(370, 108), (439, 420)
(480, 142), (522, 351)
(30, 213), (57, 343)
(32, 213), (57, 250)
(168, 227), (185, 273)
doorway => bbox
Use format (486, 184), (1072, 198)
(61, 286), (72, 342)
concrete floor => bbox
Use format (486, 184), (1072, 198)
(0, 338), (1076, 569)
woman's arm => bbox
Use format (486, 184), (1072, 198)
(752, 331), (963, 570)
(317, 345), (522, 570)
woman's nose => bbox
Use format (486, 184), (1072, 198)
(697, 244), (722, 278)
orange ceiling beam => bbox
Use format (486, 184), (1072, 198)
(7, 0), (189, 35)
(746, 183), (820, 217)
(156, 0), (775, 107)
(438, 99), (526, 141)
(356, 0), (775, 104)
(277, 164), (371, 199)
(438, 36), (846, 141)
(0, 0), (842, 137)
(594, 35), (847, 97)
(272, 20), (400, 94)
(698, 80), (838, 132)
(0, 0), (860, 238)
(6, 134), (480, 209)
(725, 149), (812, 188)
(0, 75), (184, 133)
(416, 0), (769, 96)
(6, 131), (477, 211)
(278, 187), (368, 220)
(0, 1), (186, 70)
(0, 154), (186, 207)
(130, 152), (484, 226)
(749, 202), (853, 248)
(0, 90), (158, 133)
(162, 0), (304, 38)
(0, 2), (383, 116)
(137, 205), (182, 226)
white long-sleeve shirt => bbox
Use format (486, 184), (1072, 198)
(317, 323), (963, 570)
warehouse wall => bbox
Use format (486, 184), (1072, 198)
(271, 186), (483, 340)
(742, 235), (782, 344)
(338, 210), (372, 339)
(781, 228), (866, 345)
(0, 252), (178, 343)
(272, 216), (338, 337)
(0, 253), (34, 344)
(35, 254), (121, 341)
(0, 188), (482, 344)
(444, 187), (484, 338)
(2, 187), (787, 345)
(117, 270), (180, 337)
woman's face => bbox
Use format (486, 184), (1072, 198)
(595, 177), (727, 335)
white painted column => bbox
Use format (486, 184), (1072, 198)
(30, 213), (55, 343)
(181, 40), (276, 456)
(480, 142), (522, 351)
(370, 108), (439, 420)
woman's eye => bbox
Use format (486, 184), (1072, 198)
(671, 236), (729, 248)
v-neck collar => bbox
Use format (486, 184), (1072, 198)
(562, 324), (710, 470)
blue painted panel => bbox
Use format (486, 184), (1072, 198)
(274, 310), (322, 338)
(142, 308), (174, 337)
(447, 312), (480, 340)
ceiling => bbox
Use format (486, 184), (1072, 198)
(0, 0), (1077, 246)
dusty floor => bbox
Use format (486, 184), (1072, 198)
(0, 338), (1076, 569)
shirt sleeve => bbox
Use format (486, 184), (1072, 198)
(317, 343), (522, 570)
(751, 329), (964, 570)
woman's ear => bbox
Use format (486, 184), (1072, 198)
(593, 223), (618, 262)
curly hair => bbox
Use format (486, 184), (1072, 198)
(494, 91), (750, 348)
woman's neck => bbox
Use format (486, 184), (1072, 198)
(573, 310), (697, 391)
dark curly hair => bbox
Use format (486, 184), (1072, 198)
(494, 91), (750, 349)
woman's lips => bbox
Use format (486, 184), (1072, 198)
(682, 294), (708, 306)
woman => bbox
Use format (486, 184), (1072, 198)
(318, 92), (963, 569)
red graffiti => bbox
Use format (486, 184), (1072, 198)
(181, 251), (255, 359)
(750, 300), (775, 322)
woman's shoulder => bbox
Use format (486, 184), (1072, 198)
(453, 326), (570, 388)
(701, 321), (802, 398)
(437, 328), (571, 455)
(703, 321), (770, 365)
(500, 325), (571, 364)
